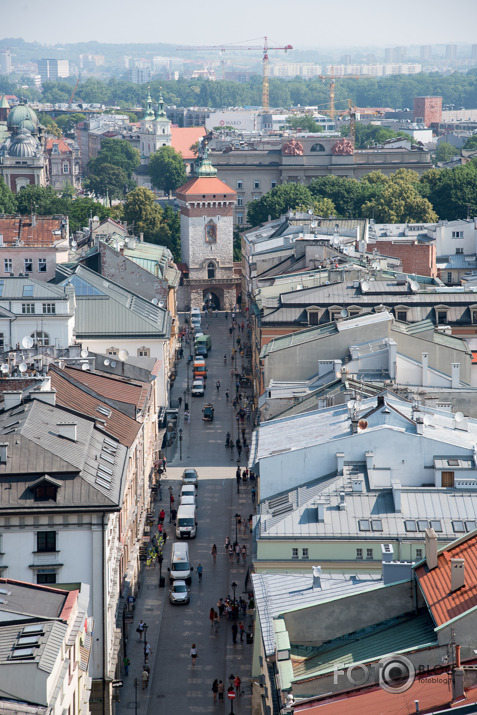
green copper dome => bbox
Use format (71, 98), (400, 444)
(195, 144), (217, 177)
(155, 91), (167, 119)
(7, 103), (39, 133)
(143, 89), (155, 121)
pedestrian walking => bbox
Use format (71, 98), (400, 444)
(142, 667), (149, 689)
(217, 598), (225, 617)
(158, 509), (165, 525)
(209, 607), (215, 627)
(224, 536), (230, 551)
(197, 563), (203, 582)
(190, 643), (198, 665)
(229, 326), (233, 336)
(241, 427), (246, 441)
(225, 389), (229, 402)
(178, 396), (182, 409)
(232, 623), (238, 644)
(235, 674), (242, 694)
(239, 621), (245, 642)
(251, 486), (256, 503)
(184, 410), (190, 423)
(229, 673), (235, 690)
(162, 456), (167, 472)
(212, 679), (219, 703)
(235, 543), (241, 563)
(241, 545), (247, 563)
(213, 611), (220, 632)
(211, 544), (217, 562)
(228, 544), (234, 563)
(171, 507), (177, 523)
(216, 380), (220, 391)
(144, 642), (152, 662)
(225, 311), (228, 320)
(136, 619), (145, 640)
(123, 655), (130, 676)
(218, 680), (224, 701)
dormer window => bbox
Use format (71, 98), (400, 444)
(30, 475), (61, 502)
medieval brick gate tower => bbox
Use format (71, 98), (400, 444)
(176, 154), (239, 311)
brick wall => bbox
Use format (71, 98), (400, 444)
(376, 241), (437, 277)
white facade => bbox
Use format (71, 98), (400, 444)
(205, 109), (259, 133)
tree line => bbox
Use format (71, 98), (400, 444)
(2, 71), (477, 112)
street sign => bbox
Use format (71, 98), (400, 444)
(127, 596), (135, 603)
(112, 680), (123, 688)
(227, 691), (236, 700)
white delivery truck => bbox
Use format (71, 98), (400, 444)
(168, 542), (193, 584)
(176, 504), (197, 539)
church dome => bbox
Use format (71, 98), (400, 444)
(8, 129), (39, 157)
(7, 103), (39, 133)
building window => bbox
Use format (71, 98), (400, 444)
(0, 333), (4, 351)
(24, 258), (33, 273)
(3, 259), (12, 274)
(292, 548), (298, 559)
(252, 194), (260, 200)
(472, 309), (477, 324)
(396, 311), (408, 322)
(137, 347), (150, 357)
(23, 284), (34, 297)
(237, 197), (243, 207)
(42, 303), (56, 314)
(237, 214), (244, 225)
(63, 163), (69, 174)
(452, 231), (464, 239)
(356, 548), (363, 559)
(416, 549), (423, 560)
(254, 180), (260, 189)
(34, 484), (57, 501)
(37, 570), (56, 585)
(237, 180), (243, 189)
(271, 181), (277, 189)
(31, 331), (49, 346)
(207, 262), (216, 279)
(308, 311), (319, 325)
(38, 258), (47, 272)
(437, 310), (448, 324)
(36, 531), (56, 552)
(456, 248), (464, 254)
(302, 548), (309, 559)
(366, 548), (374, 560)
(107, 347), (118, 356)
(22, 303), (35, 314)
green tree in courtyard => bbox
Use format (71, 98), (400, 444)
(149, 146), (187, 195)
(0, 177), (16, 213)
(122, 187), (163, 240)
(84, 163), (130, 200)
(285, 115), (323, 132)
(247, 183), (313, 227)
(434, 142), (460, 164)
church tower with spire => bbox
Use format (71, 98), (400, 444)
(139, 89), (171, 163)
(176, 149), (238, 311)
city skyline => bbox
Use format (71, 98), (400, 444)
(2, 0), (476, 49)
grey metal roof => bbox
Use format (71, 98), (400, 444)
(252, 571), (383, 657)
(0, 277), (68, 300)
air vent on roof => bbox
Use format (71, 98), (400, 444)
(101, 452), (115, 465)
(96, 405), (112, 418)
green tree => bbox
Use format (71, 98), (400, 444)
(434, 142), (460, 164)
(463, 135), (477, 151)
(122, 187), (163, 240)
(149, 146), (187, 195)
(421, 160), (477, 220)
(0, 177), (16, 213)
(14, 185), (60, 215)
(55, 113), (86, 135)
(361, 171), (437, 223)
(37, 112), (62, 138)
(309, 176), (364, 217)
(247, 183), (313, 227)
(298, 197), (336, 217)
(286, 115), (323, 132)
(85, 163), (130, 200)
(87, 138), (140, 179)
(149, 205), (181, 260)
(66, 197), (110, 234)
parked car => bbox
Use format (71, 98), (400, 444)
(191, 379), (205, 396)
(182, 468), (198, 487)
(195, 344), (208, 358)
(202, 403), (214, 421)
(169, 580), (190, 605)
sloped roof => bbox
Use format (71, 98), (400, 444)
(176, 175), (236, 196)
(62, 365), (150, 412)
(415, 532), (477, 627)
(0, 216), (67, 247)
(45, 138), (72, 154)
(171, 126), (206, 160)
(49, 365), (141, 448)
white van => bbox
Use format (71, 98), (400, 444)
(176, 504), (197, 539)
(181, 484), (197, 504)
(180, 494), (197, 508)
(168, 542), (193, 583)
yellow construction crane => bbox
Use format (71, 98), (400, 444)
(318, 67), (361, 120)
(176, 37), (293, 113)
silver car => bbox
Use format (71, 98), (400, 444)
(169, 580), (190, 605)
(182, 468), (198, 487)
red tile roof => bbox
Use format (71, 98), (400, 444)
(295, 674), (477, 714)
(0, 216), (67, 246)
(171, 126), (207, 160)
(415, 533), (477, 627)
(63, 365), (150, 412)
(45, 138), (72, 154)
(176, 176), (236, 196)
(49, 365), (141, 448)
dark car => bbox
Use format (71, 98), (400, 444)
(202, 403), (214, 421)
(195, 345), (208, 358)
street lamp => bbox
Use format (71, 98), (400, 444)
(186, 361), (190, 393)
(143, 622), (148, 661)
(231, 581), (238, 619)
(234, 513), (240, 544)
(168, 485), (173, 522)
(134, 677), (138, 715)
(179, 428), (183, 460)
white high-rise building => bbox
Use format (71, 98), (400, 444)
(0, 49), (12, 75)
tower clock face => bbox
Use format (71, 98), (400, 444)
(205, 221), (217, 243)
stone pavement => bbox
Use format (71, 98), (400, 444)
(115, 310), (256, 714)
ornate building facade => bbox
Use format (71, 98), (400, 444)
(0, 102), (46, 192)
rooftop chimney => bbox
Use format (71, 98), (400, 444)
(30, 389), (56, 406)
(381, 543), (394, 563)
(57, 422), (77, 442)
(312, 565), (322, 589)
(3, 391), (23, 410)
(339, 492), (346, 510)
(316, 501), (325, 522)
(352, 479), (363, 493)
(451, 558), (465, 592)
(425, 528), (438, 570)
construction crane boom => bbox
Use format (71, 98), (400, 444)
(177, 37), (292, 112)
(318, 67), (360, 120)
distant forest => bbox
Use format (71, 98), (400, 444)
(1, 72), (477, 112)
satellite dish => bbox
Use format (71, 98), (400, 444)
(103, 358), (110, 366)
(151, 298), (159, 305)
(372, 261), (379, 270)
(455, 412), (464, 423)
(22, 336), (34, 349)
(110, 360), (117, 368)
(18, 363), (27, 373)
(118, 349), (129, 361)
(361, 281), (370, 293)
(423, 415), (431, 426)
(340, 309), (348, 318)
(409, 280), (419, 293)
(1, 364), (9, 374)
(80, 349), (89, 358)
(81, 363), (90, 371)
(58, 360), (65, 369)
(158, 301), (165, 308)
(71, 241), (77, 249)
(347, 400), (356, 410)
(307, 208), (313, 215)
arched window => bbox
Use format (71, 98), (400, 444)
(310, 143), (326, 152)
(31, 331), (49, 347)
(207, 262), (216, 279)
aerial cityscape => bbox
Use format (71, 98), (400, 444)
(1, 2), (477, 713)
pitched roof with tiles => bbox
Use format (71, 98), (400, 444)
(415, 531), (477, 627)
(45, 138), (72, 154)
(62, 365), (150, 412)
(171, 126), (207, 160)
(49, 365), (141, 448)
(0, 216), (68, 247)
(175, 175), (236, 197)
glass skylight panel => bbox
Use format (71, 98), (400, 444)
(405, 520), (417, 532)
(417, 520), (429, 531)
(430, 520), (442, 532)
(358, 519), (370, 531)
(67, 275), (105, 296)
(17, 636), (39, 646)
(371, 520), (383, 531)
(22, 624), (44, 634)
(22, 285), (34, 297)
(97, 405), (112, 418)
(100, 453), (115, 465)
(453, 521), (465, 532)
(448, 459), (459, 466)
(465, 520), (476, 532)
(11, 647), (35, 658)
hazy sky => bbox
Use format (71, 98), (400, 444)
(2, 0), (477, 47)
